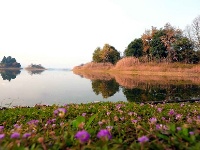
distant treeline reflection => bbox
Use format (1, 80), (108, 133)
(0, 70), (21, 81)
(0, 69), (45, 81)
(74, 71), (200, 102)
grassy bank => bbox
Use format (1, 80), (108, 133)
(0, 102), (200, 149)
(73, 57), (200, 77)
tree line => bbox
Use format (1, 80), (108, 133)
(92, 15), (200, 64)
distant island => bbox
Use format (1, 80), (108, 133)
(25, 64), (46, 70)
(0, 56), (21, 69)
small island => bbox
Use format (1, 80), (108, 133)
(0, 56), (21, 69)
(25, 64), (46, 70)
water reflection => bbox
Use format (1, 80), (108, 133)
(0, 69), (21, 81)
(26, 69), (45, 75)
(92, 79), (119, 98)
(73, 71), (200, 102)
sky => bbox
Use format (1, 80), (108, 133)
(0, 0), (199, 69)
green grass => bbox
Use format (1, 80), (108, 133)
(0, 102), (200, 149)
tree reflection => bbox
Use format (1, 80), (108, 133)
(92, 79), (119, 98)
(0, 69), (21, 81)
(123, 84), (200, 102)
(27, 70), (45, 75)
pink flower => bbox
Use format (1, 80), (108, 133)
(149, 117), (157, 124)
(0, 134), (5, 140)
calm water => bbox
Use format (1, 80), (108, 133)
(0, 69), (200, 107)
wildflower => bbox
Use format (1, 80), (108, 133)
(27, 120), (39, 125)
(175, 114), (182, 120)
(168, 109), (175, 116)
(149, 117), (157, 124)
(156, 124), (162, 130)
(54, 108), (67, 118)
(138, 136), (149, 143)
(23, 133), (31, 138)
(98, 121), (103, 126)
(0, 133), (5, 140)
(177, 127), (181, 131)
(0, 126), (4, 132)
(140, 103), (144, 106)
(131, 119), (138, 124)
(128, 112), (133, 116)
(14, 124), (21, 129)
(120, 117), (125, 121)
(106, 112), (111, 116)
(97, 129), (112, 140)
(106, 126), (113, 131)
(11, 132), (20, 139)
(75, 130), (90, 143)
(189, 131), (194, 135)
(187, 118), (192, 123)
(82, 113), (87, 117)
(157, 108), (162, 112)
(180, 103), (184, 107)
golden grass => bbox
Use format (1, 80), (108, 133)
(73, 57), (200, 77)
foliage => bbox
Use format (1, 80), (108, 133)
(124, 38), (143, 57)
(0, 56), (21, 68)
(0, 102), (200, 149)
(92, 44), (121, 64)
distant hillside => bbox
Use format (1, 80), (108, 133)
(25, 64), (46, 70)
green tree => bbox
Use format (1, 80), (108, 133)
(174, 37), (199, 63)
(0, 56), (21, 68)
(124, 38), (143, 57)
(92, 44), (121, 64)
(149, 29), (168, 61)
(92, 47), (103, 63)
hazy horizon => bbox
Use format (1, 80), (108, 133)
(0, 0), (200, 68)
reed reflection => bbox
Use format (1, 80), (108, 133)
(0, 69), (21, 81)
(73, 71), (200, 102)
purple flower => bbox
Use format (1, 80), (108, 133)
(177, 127), (182, 131)
(27, 120), (39, 125)
(97, 129), (112, 140)
(82, 113), (87, 117)
(10, 132), (20, 139)
(189, 131), (194, 135)
(75, 130), (90, 143)
(168, 109), (175, 116)
(131, 119), (138, 124)
(149, 117), (157, 124)
(14, 124), (21, 129)
(23, 133), (31, 138)
(0, 133), (5, 140)
(0, 126), (4, 132)
(138, 136), (149, 143)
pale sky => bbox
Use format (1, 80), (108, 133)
(0, 0), (199, 68)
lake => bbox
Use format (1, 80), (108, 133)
(0, 69), (200, 107)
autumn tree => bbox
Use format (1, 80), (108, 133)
(92, 47), (102, 63)
(161, 23), (182, 62)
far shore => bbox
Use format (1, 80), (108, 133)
(0, 67), (22, 70)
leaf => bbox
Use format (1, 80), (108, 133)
(71, 116), (85, 129)
(85, 113), (98, 130)
(157, 133), (169, 141)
